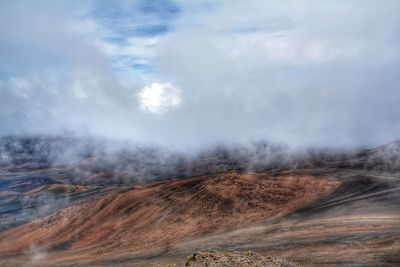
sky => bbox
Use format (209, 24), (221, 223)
(0, 0), (399, 149)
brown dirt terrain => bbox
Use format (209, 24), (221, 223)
(0, 172), (340, 266)
(162, 171), (400, 267)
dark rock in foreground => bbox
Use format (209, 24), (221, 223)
(183, 251), (301, 267)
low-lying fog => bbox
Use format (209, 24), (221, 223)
(1, 135), (399, 186)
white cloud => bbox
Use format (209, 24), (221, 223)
(151, 0), (400, 148)
(0, 0), (399, 149)
(138, 82), (182, 114)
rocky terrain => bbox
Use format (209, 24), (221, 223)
(0, 136), (399, 266)
(183, 251), (301, 267)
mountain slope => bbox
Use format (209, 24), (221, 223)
(0, 172), (339, 265)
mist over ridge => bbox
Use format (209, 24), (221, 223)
(1, 134), (400, 188)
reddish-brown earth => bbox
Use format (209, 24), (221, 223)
(2, 138), (400, 266)
(1, 166), (400, 266)
(0, 172), (340, 265)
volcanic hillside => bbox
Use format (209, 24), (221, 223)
(0, 172), (339, 265)
(1, 137), (400, 266)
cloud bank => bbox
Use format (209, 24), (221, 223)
(138, 82), (182, 114)
(0, 0), (399, 149)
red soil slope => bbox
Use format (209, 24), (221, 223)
(0, 172), (340, 262)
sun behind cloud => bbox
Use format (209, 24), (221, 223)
(138, 82), (182, 114)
